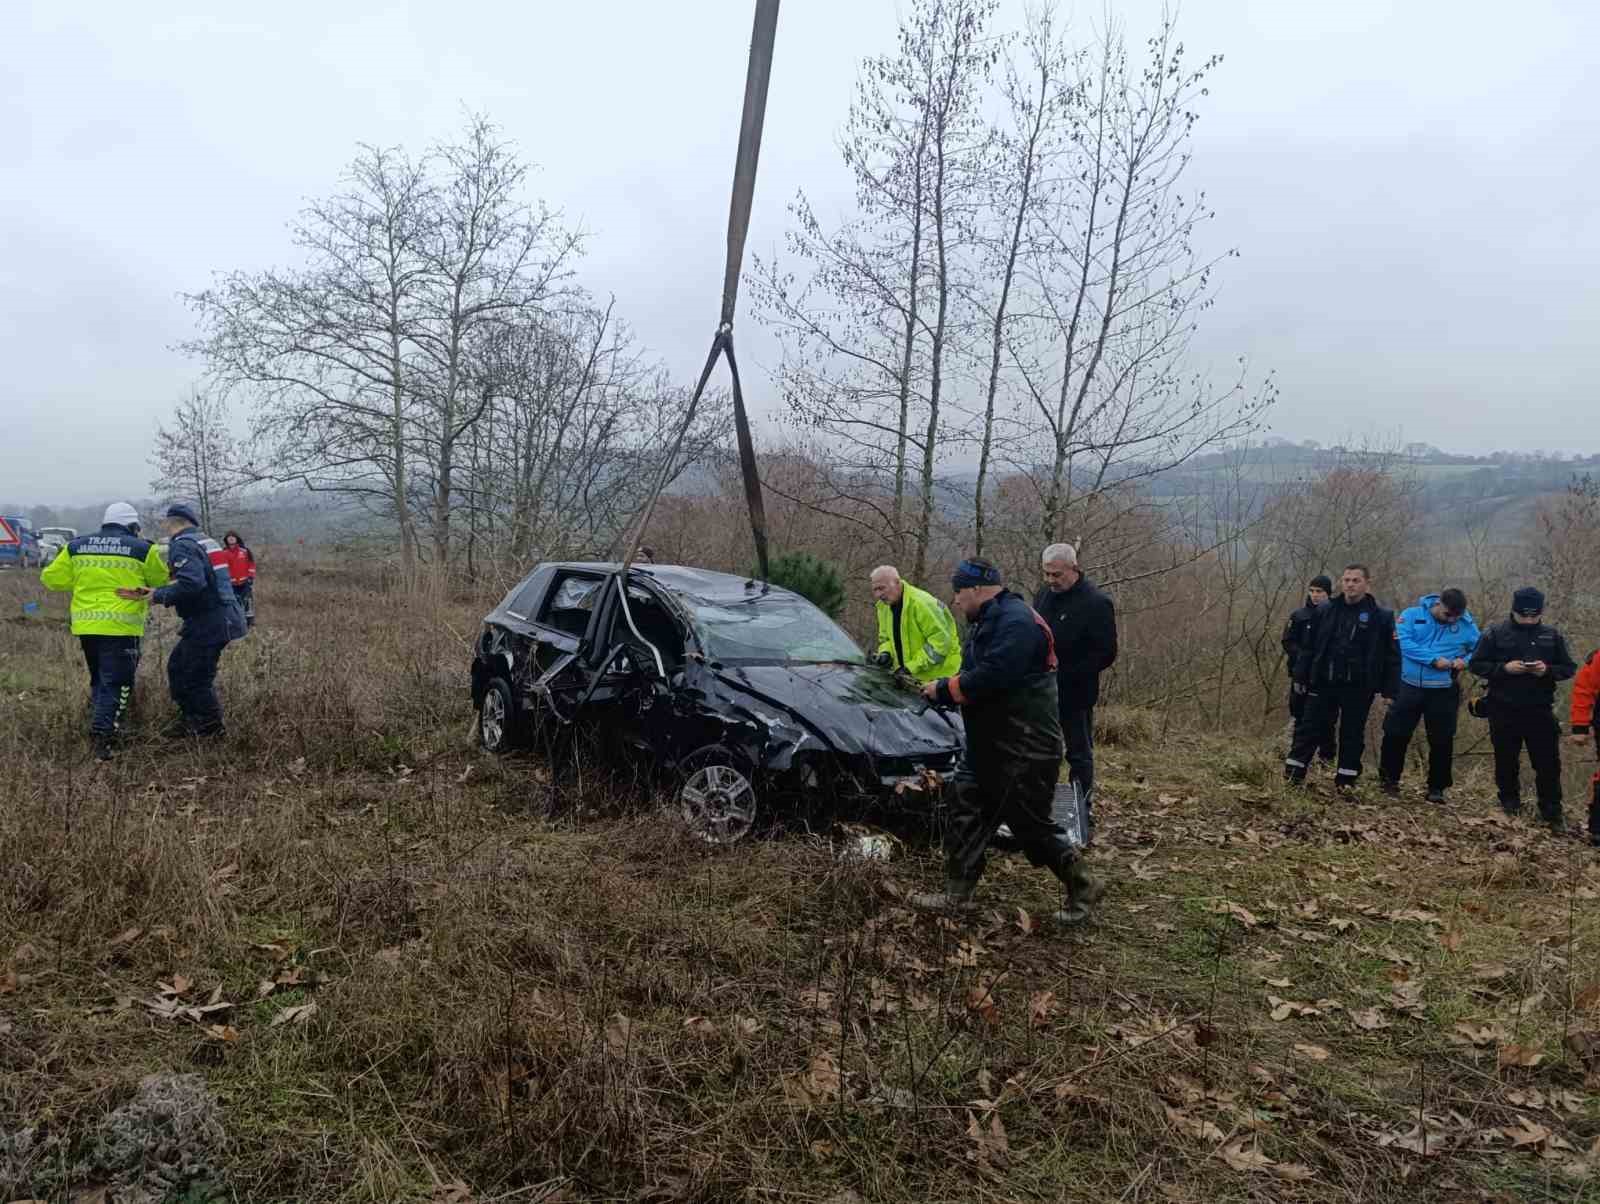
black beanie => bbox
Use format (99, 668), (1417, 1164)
(1309, 575), (1333, 594)
(1512, 586), (1545, 616)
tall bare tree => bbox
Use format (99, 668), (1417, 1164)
(752, 0), (995, 578)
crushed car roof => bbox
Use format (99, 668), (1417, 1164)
(545, 562), (786, 603)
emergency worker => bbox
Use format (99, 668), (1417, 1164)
(40, 502), (169, 759)
(119, 503), (246, 738)
(1469, 587), (1576, 830)
(1285, 564), (1398, 792)
(912, 558), (1102, 924)
(869, 564), (962, 683)
(1282, 574), (1334, 761)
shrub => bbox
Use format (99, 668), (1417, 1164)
(760, 551), (847, 619)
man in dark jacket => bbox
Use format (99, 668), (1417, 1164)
(1034, 543), (1117, 824)
(1469, 587), (1577, 829)
(1282, 574), (1334, 761)
(119, 503), (246, 737)
(915, 558), (1102, 925)
(1284, 564), (1398, 791)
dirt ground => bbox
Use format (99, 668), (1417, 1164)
(5, 565), (1600, 1202)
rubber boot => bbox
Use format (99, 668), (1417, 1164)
(909, 880), (977, 914)
(93, 734), (114, 762)
(1055, 858), (1104, 926)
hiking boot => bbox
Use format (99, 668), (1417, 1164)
(93, 735), (114, 762)
(1426, 790), (1446, 805)
(909, 880), (977, 915)
(1499, 799), (1523, 818)
(1334, 778), (1357, 795)
(1379, 780), (1400, 798)
(1055, 859), (1104, 926)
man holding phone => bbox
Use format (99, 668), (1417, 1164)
(1468, 587), (1576, 829)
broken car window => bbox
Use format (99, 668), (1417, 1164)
(687, 596), (864, 665)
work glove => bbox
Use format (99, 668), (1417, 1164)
(873, 651), (894, 669)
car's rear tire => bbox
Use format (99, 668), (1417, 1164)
(678, 745), (760, 845)
(479, 677), (524, 754)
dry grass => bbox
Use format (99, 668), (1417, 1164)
(4, 565), (1600, 1202)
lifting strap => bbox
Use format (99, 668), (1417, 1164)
(621, 0), (777, 582)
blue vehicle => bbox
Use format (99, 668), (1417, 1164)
(0, 515), (43, 569)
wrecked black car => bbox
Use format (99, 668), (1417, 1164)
(470, 562), (964, 841)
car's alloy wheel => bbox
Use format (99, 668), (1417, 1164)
(480, 678), (519, 754)
(679, 752), (758, 844)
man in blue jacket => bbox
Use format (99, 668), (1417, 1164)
(1377, 589), (1479, 803)
(119, 503), (246, 737)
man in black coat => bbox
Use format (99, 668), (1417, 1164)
(1468, 587), (1577, 829)
(914, 558), (1102, 925)
(1034, 543), (1117, 826)
(1284, 564), (1398, 791)
(1282, 574), (1335, 762)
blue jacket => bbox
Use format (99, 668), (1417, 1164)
(1396, 594), (1480, 688)
(153, 526), (245, 642)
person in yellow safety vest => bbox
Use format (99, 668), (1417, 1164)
(40, 502), (170, 760)
(870, 565), (963, 684)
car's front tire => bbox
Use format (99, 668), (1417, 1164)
(478, 677), (524, 754)
(678, 745), (760, 844)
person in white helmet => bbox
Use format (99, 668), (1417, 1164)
(40, 502), (170, 759)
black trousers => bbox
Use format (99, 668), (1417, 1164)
(79, 635), (141, 735)
(944, 755), (1074, 887)
(1588, 730), (1600, 839)
(1378, 684), (1459, 792)
(1288, 685), (1335, 760)
(1286, 686), (1375, 783)
(168, 636), (227, 733)
(1059, 704), (1096, 822)
(1489, 705), (1562, 820)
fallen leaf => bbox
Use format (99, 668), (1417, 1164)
(0, 968), (16, 994)
(784, 1050), (842, 1107)
(1269, 1163), (1316, 1181)
(1029, 990), (1055, 1029)
(204, 1024), (240, 1043)
(1165, 1104), (1226, 1144)
(106, 926), (144, 949)
(683, 1016), (717, 1037)
(1208, 900), (1259, 928)
(735, 1015), (763, 1037)
(965, 1109), (1010, 1169)
(270, 1002), (317, 1028)
(1575, 983), (1600, 1013)
(1015, 908), (1039, 936)
(1438, 929), (1465, 952)
(1504, 1115), (1551, 1148)
(1498, 1043), (1545, 1069)
(1218, 1136), (1274, 1172)
(1351, 1008), (1392, 1032)
(1293, 1043), (1331, 1061)
(1452, 1021), (1509, 1047)
(605, 1014), (633, 1055)
(1386, 909), (1442, 926)
(1262, 976), (1294, 989)
(966, 984), (1001, 1026)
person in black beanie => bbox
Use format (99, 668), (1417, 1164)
(912, 557), (1102, 925)
(1469, 587), (1576, 829)
(1284, 564), (1398, 791)
(1282, 574), (1334, 761)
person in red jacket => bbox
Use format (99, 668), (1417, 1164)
(1569, 651), (1600, 848)
(1561, 650), (1600, 845)
(221, 531), (257, 629)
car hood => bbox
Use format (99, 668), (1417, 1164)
(705, 662), (964, 762)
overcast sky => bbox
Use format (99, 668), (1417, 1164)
(3, 0), (1596, 505)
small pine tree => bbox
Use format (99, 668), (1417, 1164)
(761, 552), (847, 619)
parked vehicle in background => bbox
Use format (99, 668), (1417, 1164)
(0, 515), (42, 569)
(36, 526), (77, 560)
(470, 561), (964, 842)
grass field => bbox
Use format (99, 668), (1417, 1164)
(5, 565), (1600, 1202)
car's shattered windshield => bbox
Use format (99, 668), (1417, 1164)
(687, 595), (865, 664)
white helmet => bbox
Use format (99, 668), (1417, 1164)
(103, 502), (141, 530)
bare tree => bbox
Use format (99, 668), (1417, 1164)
(148, 388), (246, 531)
(752, 0), (995, 578)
